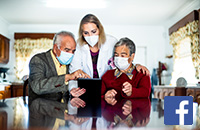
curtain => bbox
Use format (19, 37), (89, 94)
(170, 20), (200, 79)
(14, 38), (53, 80)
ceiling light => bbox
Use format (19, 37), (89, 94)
(45, 0), (107, 9)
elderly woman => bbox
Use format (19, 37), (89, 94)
(101, 37), (151, 98)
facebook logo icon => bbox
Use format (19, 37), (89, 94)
(164, 96), (193, 125)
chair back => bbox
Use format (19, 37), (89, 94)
(23, 78), (29, 103)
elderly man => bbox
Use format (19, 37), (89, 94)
(29, 31), (90, 97)
(101, 37), (151, 99)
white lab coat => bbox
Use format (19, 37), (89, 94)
(69, 34), (117, 90)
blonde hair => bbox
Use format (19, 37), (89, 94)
(78, 14), (106, 48)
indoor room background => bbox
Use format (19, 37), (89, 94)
(0, 0), (199, 86)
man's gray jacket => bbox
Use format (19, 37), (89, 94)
(29, 49), (69, 97)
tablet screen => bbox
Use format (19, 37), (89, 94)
(77, 78), (102, 117)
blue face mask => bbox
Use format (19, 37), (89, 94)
(56, 50), (74, 65)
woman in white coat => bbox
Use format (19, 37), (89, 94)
(69, 14), (149, 97)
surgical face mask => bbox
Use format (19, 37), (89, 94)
(56, 50), (74, 65)
(114, 57), (131, 70)
(84, 35), (99, 47)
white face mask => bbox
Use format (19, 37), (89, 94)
(114, 57), (131, 70)
(84, 35), (99, 47)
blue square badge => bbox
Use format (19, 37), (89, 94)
(164, 96), (193, 125)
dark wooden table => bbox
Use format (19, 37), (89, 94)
(0, 96), (199, 130)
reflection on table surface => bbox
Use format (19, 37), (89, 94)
(0, 96), (200, 130)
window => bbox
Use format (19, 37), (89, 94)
(171, 37), (198, 85)
(169, 18), (199, 86)
(14, 33), (54, 80)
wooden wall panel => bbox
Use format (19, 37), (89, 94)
(14, 33), (55, 39)
(169, 10), (199, 35)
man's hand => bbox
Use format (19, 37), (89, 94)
(105, 97), (117, 105)
(122, 100), (132, 116)
(70, 97), (86, 108)
(70, 87), (86, 97)
(122, 82), (132, 96)
(135, 64), (150, 76)
(64, 112), (89, 125)
(65, 69), (91, 82)
(105, 89), (117, 98)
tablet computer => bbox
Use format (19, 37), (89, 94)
(77, 78), (102, 117)
(76, 101), (101, 117)
(77, 78), (102, 98)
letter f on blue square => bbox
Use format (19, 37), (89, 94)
(164, 96), (193, 125)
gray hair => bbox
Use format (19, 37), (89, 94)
(114, 37), (136, 56)
(53, 31), (75, 49)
